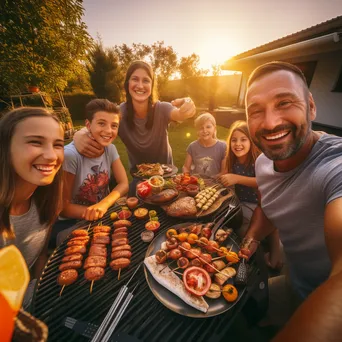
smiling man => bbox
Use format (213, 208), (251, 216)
(240, 61), (342, 341)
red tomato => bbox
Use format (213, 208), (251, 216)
(145, 221), (161, 232)
(137, 181), (152, 198)
(183, 266), (211, 296)
(118, 210), (132, 220)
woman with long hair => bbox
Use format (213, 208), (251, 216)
(73, 60), (196, 194)
(0, 107), (64, 277)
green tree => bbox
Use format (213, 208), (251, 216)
(0, 0), (91, 94)
(87, 41), (123, 103)
(179, 53), (208, 79)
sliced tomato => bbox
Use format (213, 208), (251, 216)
(145, 221), (161, 232)
(183, 266), (211, 296)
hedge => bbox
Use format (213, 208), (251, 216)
(63, 92), (95, 122)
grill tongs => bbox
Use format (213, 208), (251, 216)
(91, 264), (141, 342)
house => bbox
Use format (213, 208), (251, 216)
(220, 15), (342, 135)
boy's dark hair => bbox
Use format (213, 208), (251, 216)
(85, 99), (120, 121)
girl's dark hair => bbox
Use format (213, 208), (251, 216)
(0, 107), (64, 240)
(85, 99), (120, 122)
(124, 60), (157, 130)
(225, 120), (260, 172)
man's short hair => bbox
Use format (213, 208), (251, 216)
(247, 61), (308, 90)
(85, 99), (120, 121)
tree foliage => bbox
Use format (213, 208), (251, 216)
(179, 53), (208, 79)
(0, 0), (91, 94)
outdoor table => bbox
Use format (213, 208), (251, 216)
(32, 195), (268, 342)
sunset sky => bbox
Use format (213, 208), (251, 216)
(83, 0), (342, 70)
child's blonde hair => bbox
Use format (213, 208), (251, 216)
(225, 120), (260, 172)
(194, 112), (217, 139)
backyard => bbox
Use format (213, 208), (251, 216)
(72, 118), (231, 180)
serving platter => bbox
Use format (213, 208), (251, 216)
(131, 164), (178, 179)
(144, 222), (246, 318)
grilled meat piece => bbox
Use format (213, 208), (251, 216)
(59, 260), (82, 271)
(62, 253), (83, 263)
(113, 227), (128, 234)
(111, 250), (132, 260)
(165, 197), (197, 217)
(113, 220), (132, 228)
(71, 229), (88, 237)
(58, 269), (78, 286)
(65, 245), (86, 255)
(67, 239), (88, 247)
(84, 256), (107, 269)
(111, 238), (129, 247)
(84, 267), (105, 281)
(89, 245), (107, 257)
(111, 244), (131, 252)
(111, 232), (128, 240)
(149, 189), (178, 204)
(93, 226), (111, 234)
(110, 258), (130, 270)
(92, 235), (110, 245)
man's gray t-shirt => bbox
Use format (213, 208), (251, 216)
(0, 201), (49, 269)
(256, 134), (342, 299)
(118, 101), (173, 170)
(186, 140), (226, 177)
(63, 141), (119, 205)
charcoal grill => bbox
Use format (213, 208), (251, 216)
(32, 194), (268, 342)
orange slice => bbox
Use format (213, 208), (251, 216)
(0, 245), (30, 311)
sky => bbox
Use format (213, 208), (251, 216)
(82, 0), (342, 71)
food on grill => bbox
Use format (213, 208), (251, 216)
(118, 209), (132, 220)
(112, 232), (128, 240)
(111, 244), (131, 252)
(94, 232), (110, 237)
(126, 197), (139, 209)
(59, 260), (82, 271)
(84, 267), (105, 281)
(67, 239), (88, 247)
(69, 236), (90, 242)
(111, 250), (132, 260)
(145, 221), (161, 232)
(110, 212), (119, 220)
(89, 245), (107, 257)
(144, 255), (209, 313)
(136, 163), (164, 177)
(177, 257), (190, 269)
(141, 230), (154, 242)
(113, 220), (132, 228)
(168, 248), (182, 260)
(111, 238), (129, 247)
(92, 235), (110, 245)
(205, 284), (221, 299)
(149, 189), (178, 204)
(134, 208), (149, 220)
(65, 245), (86, 255)
(58, 269), (78, 286)
(84, 256), (107, 269)
(71, 229), (88, 237)
(214, 267), (236, 286)
(165, 197), (197, 217)
(110, 258), (131, 270)
(93, 226), (111, 234)
(62, 253), (83, 263)
(222, 284), (238, 302)
(113, 227), (128, 234)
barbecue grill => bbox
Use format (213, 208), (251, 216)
(32, 195), (268, 342)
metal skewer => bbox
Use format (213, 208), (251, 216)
(90, 263), (141, 342)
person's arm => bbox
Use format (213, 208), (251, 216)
(219, 173), (258, 188)
(273, 197), (342, 342)
(60, 171), (87, 219)
(73, 127), (104, 158)
(170, 98), (196, 122)
(183, 152), (193, 174)
(83, 158), (129, 221)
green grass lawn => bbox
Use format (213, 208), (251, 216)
(72, 119), (230, 180)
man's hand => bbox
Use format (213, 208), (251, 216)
(239, 236), (260, 260)
(73, 127), (104, 158)
(171, 98), (196, 120)
(83, 202), (109, 221)
(219, 174), (239, 187)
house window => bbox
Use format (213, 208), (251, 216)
(294, 61), (317, 87)
(332, 65), (342, 92)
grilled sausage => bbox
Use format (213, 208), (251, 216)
(110, 258), (130, 270)
(92, 235), (110, 245)
(113, 220), (132, 228)
(71, 229), (88, 237)
(111, 250), (132, 260)
(93, 226), (111, 234)
(89, 245), (107, 257)
(84, 256), (107, 269)
(65, 245), (86, 255)
(67, 239), (88, 247)
(84, 267), (105, 281)
(58, 269), (78, 286)
(69, 236), (90, 242)
(113, 227), (127, 234)
(111, 238), (129, 247)
(111, 232), (128, 240)
(59, 260), (82, 271)
(94, 232), (110, 237)
(111, 244), (131, 253)
(62, 253), (83, 263)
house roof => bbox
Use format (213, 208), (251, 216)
(227, 15), (342, 62)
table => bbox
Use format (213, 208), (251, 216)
(32, 198), (268, 342)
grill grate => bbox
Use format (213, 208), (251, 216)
(32, 195), (264, 342)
